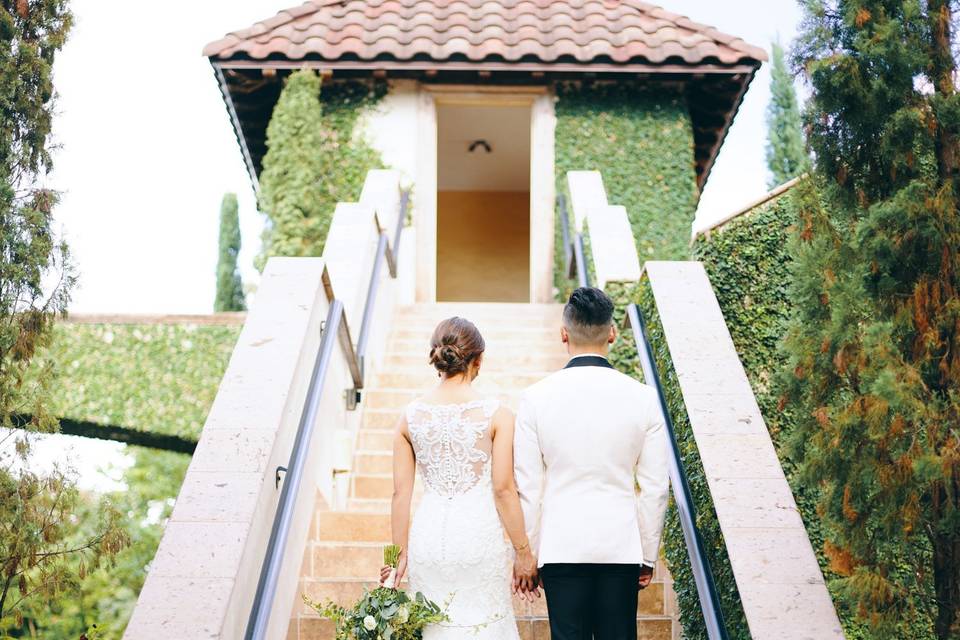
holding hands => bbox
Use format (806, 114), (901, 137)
(638, 564), (654, 590)
(511, 542), (541, 602)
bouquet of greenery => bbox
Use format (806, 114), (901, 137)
(304, 545), (448, 640)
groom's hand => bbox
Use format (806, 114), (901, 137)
(638, 564), (654, 589)
(512, 550), (541, 601)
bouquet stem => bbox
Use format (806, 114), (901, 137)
(383, 544), (402, 589)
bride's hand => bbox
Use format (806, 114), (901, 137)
(512, 549), (541, 601)
(379, 550), (408, 588)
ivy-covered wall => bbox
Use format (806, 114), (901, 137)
(691, 194), (936, 639)
(40, 322), (240, 440)
(553, 81), (699, 299)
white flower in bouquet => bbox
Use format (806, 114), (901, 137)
(396, 605), (409, 623)
(363, 615), (377, 631)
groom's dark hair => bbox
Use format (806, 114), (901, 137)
(563, 287), (615, 345)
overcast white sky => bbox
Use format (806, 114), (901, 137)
(49, 0), (805, 315)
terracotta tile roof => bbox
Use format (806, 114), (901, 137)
(204, 0), (767, 67)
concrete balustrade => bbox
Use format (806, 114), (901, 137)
(125, 257), (347, 640)
(125, 172), (412, 640)
(566, 171), (642, 288)
(645, 262), (843, 640)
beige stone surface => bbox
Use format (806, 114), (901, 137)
(323, 202), (380, 331)
(646, 260), (843, 640)
(125, 576), (234, 639)
(586, 204), (642, 288)
(566, 170), (608, 232)
(359, 169), (404, 240)
(566, 171), (642, 289)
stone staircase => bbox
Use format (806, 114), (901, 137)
(289, 303), (678, 639)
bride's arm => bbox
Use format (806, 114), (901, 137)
(491, 407), (539, 594)
(384, 415), (415, 585)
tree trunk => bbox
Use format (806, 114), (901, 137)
(933, 532), (960, 639)
(928, 0), (958, 183)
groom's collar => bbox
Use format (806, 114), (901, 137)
(564, 353), (614, 370)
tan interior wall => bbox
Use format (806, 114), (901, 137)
(437, 191), (530, 302)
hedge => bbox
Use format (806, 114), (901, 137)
(35, 322), (240, 440)
(553, 81), (699, 299)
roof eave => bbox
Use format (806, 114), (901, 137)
(210, 57), (761, 75)
(211, 62), (260, 195)
(209, 56), (762, 198)
(693, 64), (759, 200)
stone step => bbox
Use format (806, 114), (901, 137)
(299, 579), (665, 618)
(363, 389), (516, 410)
(371, 369), (553, 389)
(355, 451), (392, 474)
(352, 473), (392, 499)
(380, 351), (568, 371)
(315, 512), (391, 543)
(357, 428), (394, 449)
(388, 327), (562, 343)
(361, 410), (401, 430)
(294, 615), (673, 640)
(309, 541), (384, 578)
(387, 336), (566, 353)
(394, 302), (564, 318)
(391, 314), (562, 329)
(346, 497), (391, 513)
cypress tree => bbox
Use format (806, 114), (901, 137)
(783, 2), (960, 637)
(214, 192), (245, 312)
(257, 69), (332, 269)
(764, 40), (807, 188)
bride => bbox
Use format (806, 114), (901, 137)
(379, 316), (538, 638)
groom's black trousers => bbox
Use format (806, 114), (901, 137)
(540, 563), (640, 640)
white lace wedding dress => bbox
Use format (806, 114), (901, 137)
(405, 397), (520, 639)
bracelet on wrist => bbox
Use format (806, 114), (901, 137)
(514, 540), (530, 552)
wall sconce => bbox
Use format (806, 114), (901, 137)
(468, 139), (492, 153)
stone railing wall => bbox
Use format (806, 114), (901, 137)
(567, 170), (843, 639)
(124, 171), (411, 640)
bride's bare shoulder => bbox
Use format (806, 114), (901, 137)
(491, 402), (515, 425)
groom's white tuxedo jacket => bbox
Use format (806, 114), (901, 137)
(514, 354), (670, 567)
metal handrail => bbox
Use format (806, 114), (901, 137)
(626, 304), (729, 640)
(358, 190), (409, 377)
(245, 189), (409, 640)
(245, 300), (344, 640)
(558, 193), (574, 278)
(558, 194), (590, 288)
(572, 234), (590, 289)
(559, 195), (728, 640)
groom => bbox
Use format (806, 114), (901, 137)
(513, 287), (670, 640)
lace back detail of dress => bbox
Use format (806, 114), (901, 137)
(406, 397), (499, 497)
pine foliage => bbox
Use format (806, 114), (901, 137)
(214, 192), (245, 312)
(783, 2), (960, 637)
(0, 0), (126, 630)
(765, 40), (808, 188)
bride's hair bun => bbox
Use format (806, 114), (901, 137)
(429, 317), (485, 376)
